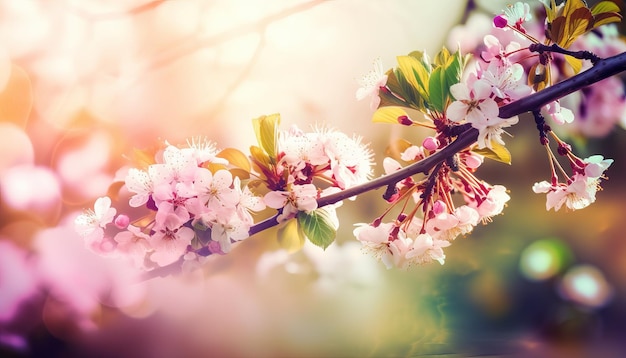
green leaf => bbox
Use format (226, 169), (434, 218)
(252, 114), (280, 161)
(591, 1), (621, 16)
(394, 69), (425, 110)
(428, 67), (445, 113)
(277, 219), (305, 253)
(444, 49), (465, 92)
(473, 141), (512, 165)
(297, 208), (337, 250)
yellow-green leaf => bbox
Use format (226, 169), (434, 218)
(217, 147), (251, 172)
(592, 11), (622, 28)
(372, 106), (409, 124)
(561, 7), (593, 48)
(591, 1), (621, 16)
(297, 208), (337, 250)
(277, 219), (305, 253)
(564, 55), (582, 74)
(252, 113), (280, 161)
(473, 141), (512, 165)
(393, 68), (426, 110)
(250, 145), (271, 169)
(434, 47), (451, 67)
(396, 55), (430, 103)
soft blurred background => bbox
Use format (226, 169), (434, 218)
(1, 0), (626, 357)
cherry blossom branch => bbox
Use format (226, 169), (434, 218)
(528, 43), (600, 64)
(250, 50), (626, 234)
(141, 51), (626, 281)
(500, 51), (626, 117)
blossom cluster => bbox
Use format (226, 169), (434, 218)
(350, 0), (619, 268)
(75, 139), (266, 269)
(262, 124), (373, 223)
(533, 154), (613, 211)
(75, 123), (374, 271)
(75, 1), (622, 273)
(353, 139), (510, 268)
(454, 0), (626, 136)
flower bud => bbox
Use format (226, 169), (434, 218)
(432, 200), (446, 215)
(114, 214), (130, 229)
(493, 15), (507, 28)
(422, 136), (439, 151)
(397, 115), (413, 126)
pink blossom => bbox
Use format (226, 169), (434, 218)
(0, 240), (39, 323)
(191, 168), (237, 210)
(534, 174), (600, 211)
(150, 145), (198, 185)
(149, 214), (195, 266)
(211, 212), (250, 253)
(74, 196), (116, 236)
(232, 176), (266, 224)
(452, 205), (480, 237)
(279, 126), (327, 169)
(405, 233), (450, 265)
(125, 168), (153, 207)
(264, 184), (318, 222)
(353, 222), (396, 268)
(480, 35), (522, 67)
(353, 222), (393, 245)
(544, 101), (574, 125)
(383, 157), (402, 174)
(153, 189), (192, 225)
(383, 236), (413, 269)
(74, 197), (118, 255)
(473, 115), (519, 150)
(472, 185), (510, 219)
(113, 225), (152, 269)
(317, 129), (373, 189)
(400, 145), (425, 162)
(583, 155), (613, 178)
(182, 137), (225, 165)
(447, 80), (499, 124)
(480, 62), (531, 102)
(356, 58), (388, 110)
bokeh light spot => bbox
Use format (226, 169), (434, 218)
(519, 239), (572, 281)
(559, 264), (613, 308)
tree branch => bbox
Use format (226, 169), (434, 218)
(143, 51), (626, 280)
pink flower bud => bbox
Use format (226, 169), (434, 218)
(114, 214), (130, 229)
(397, 115), (413, 126)
(432, 200), (446, 215)
(422, 136), (439, 151)
(493, 15), (507, 28)
(465, 153), (483, 169)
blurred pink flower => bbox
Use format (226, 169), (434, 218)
(0, 240), (39, 323)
